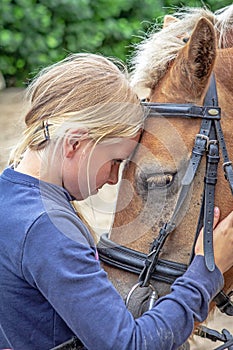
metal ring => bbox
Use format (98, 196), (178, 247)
(222, 161), (232, 170)
(125, 282), (157, 308)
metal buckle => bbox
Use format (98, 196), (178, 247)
(195, 134), (209, 150)
(125, 282), (158, 311)
(207, 139), (218, 151)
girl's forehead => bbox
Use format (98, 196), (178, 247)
(99, 136), (139, 148)
(97, 136), (139, 159)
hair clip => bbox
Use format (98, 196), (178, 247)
(42, 120), (52, 141)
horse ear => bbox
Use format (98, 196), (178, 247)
(163, 15), (180, 28)
(178, 17), (216, 93)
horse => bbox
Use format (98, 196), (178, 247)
(97, 5), (233, 349)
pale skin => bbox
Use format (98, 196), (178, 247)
(195, 207), (233, 275)
(16, 129), (233, 276)
(15, 131), (140, 200)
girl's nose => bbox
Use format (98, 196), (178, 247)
(107, 163), (120, 185)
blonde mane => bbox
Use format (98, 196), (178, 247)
(130, 5), (233, 97)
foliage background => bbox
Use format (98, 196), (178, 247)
(0, 0), (232, 87)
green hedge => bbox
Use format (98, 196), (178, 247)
(0, 0), (231, 86)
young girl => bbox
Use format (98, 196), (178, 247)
(0, 53), (233, 350)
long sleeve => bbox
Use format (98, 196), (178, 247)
(21, 212), (224, 350)
(0, 167), (224, 350)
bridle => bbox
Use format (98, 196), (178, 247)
(97, 74), (233, 349)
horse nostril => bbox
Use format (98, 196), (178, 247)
(147, 173), (174, 190)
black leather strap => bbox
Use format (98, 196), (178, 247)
(215, 119), (233, 194)
(214, 291), (233, 316)
(203, 141), (220, 271)
(181, 135), (207, 185)
(98, 233), (187, 285)
(138, 223), (174, 286)
(214, 339), (233, 350)
(142, 102), (221, 119)
(141, 103), (218, 277)
(195, 326), (233, 350)
(50, 337), (84, 350)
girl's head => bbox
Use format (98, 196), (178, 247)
(10, 53), (145, 167)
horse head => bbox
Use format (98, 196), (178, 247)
(99, 6), (233, 321)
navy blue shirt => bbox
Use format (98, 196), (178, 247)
(0, 167), (224, 349)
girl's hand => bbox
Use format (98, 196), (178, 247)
(195, 207), (233, 274)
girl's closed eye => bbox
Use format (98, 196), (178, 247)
(112, 159), (124, 165)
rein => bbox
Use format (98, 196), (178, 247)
(97, 74), (233, 320)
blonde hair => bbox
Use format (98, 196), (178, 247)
(130, 5), (233, 97)
(9, 53), (144, 166)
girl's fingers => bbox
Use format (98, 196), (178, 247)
(213, 206), (220, 228)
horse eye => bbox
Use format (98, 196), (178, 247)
(146, 173), (174, 190)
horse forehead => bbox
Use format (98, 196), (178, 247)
(138, 117), (200, 161)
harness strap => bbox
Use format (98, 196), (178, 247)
(98, 233), (187, 285)
(138, 222), (174, 286)
(143, 102), (221, 119)
(138, 80), (219, 285)
(50, 337), (84, 350)
(215, 340), (233, 350)
(214, 290), (233, 316)
(181, 135), (207, 185)
(200, 74), (219, 271)
(195, 326), (233, 350)
(215, 119), (233, 194)
(203, 141), (220, 271)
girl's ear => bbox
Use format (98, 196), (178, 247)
(63, 129), (89, 158)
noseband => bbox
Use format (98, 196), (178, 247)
(97, 74), (233, 323)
